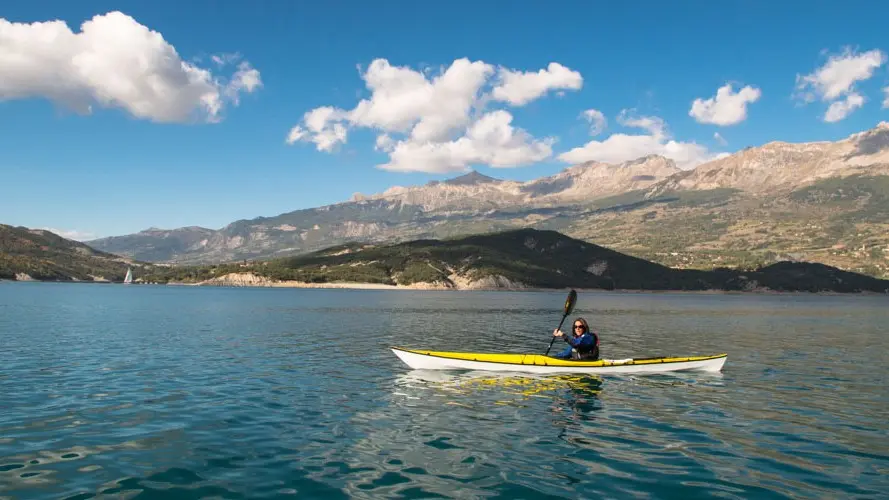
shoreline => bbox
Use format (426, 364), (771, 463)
(4, 278), (887, 296)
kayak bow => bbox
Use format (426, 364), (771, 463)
(391, 347), (727, 374)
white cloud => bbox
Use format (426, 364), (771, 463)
(689, 83), (761, 126)
(287, 58), (583, 173)
(227, 62), (262, 99)
(285, 106), (349, 151)
(557, 109), (721, 170)
(490, 62), (583, 106)
(714, 132), (727, 146)
(0, 11), (261, 123)
(794, 47), (886, 122)
(883, 86), (889, 109)
(378, 110), (554, 173)
(581, 109), (607, 136)
(824, 93), (865, 123)
(39, 227), (97, 241)
(375, 134), (395, 152)
(349, 58), (494, 142)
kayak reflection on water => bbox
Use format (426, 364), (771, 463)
(392, 370), (603, 407)
(549, 376), (604, 422)
(551, 316), (600, 360)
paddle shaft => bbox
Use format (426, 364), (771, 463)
(544, 314), (569, 356)
(545, 289), (577, 356)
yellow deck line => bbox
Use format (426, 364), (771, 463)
(391, 346), (727, 367)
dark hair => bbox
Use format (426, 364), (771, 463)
(572, 317), (590, 333)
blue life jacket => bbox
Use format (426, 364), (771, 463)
(566, 331), (600, 360)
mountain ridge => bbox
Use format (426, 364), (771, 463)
(85, 122), (889, 278)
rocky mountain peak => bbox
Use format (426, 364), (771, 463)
(520, 154), (681, 201)
(644, 121), (889, 197)
(628, 154), (673, 166)
(441, 170), (501, 186)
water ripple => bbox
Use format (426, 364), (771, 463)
(1, 284), (887, 499)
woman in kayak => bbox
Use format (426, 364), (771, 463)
(552, 318), (600, 360)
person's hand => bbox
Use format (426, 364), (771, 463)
(553, 329), (564, 337)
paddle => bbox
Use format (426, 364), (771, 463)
(545, 289), (577, 356)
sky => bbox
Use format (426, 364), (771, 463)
(3, 0), (889, 240)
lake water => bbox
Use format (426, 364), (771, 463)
(1, 282), (887, 499)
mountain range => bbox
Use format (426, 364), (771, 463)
(6, 225), (889, 293)
(87, 122), (889, 279)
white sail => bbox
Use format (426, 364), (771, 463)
(124, 267), (133, 284)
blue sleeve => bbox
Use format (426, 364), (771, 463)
(553, 344), (573, 359)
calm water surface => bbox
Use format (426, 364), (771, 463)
(1, 282), (887, 499)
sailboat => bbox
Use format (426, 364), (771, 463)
(123, 267), (133, 285)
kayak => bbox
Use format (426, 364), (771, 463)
(391, 347), (727, 374)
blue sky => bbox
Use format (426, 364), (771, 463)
(3, 0), (889, 240)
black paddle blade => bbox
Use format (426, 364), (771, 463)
(564, 289), (577, 316)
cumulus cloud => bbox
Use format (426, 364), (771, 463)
(490, 62), (583, 106)
(824, 93), (865, 123)
(285, 106), (349, 152)
(689, 83), (761, 126)
(348, 58), (495, 142)
(793, 47), (886, 122)
(557, 109), (721, 170)
(287, 57), (582, 173)
(581, 109), (607, 136)
(378, 110), (554, 173)
(0, 11), (262, 123)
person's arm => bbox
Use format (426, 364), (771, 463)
(553, 344), (573, 358)
(551, 329), (570, 358)
(555, 330), (581, 346)
(566, 334), (593, 349)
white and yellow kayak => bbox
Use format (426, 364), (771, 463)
(391, 347), (727, 375)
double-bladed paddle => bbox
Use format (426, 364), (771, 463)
(545, 289), (577, 356)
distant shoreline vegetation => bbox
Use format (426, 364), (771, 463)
(3, 225), (888, 294)
(5, 280), (889, 297)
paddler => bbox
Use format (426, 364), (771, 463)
(552, 317), (599, 360)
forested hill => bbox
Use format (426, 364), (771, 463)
(137, 228), (889, 293)
(0, 224), (152, 282)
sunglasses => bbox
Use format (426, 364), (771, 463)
(573, 324), (585, 329)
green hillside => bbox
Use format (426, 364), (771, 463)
(138, 228), (889, 293)
(0, 224), (151, 282)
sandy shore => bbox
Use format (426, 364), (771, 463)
(7, 272), (885, 295)
(185, 271), (529, 291)
(171, 279), (888, 295)
(185, 280), (447, 290)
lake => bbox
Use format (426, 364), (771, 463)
(1, 282), (887, 499)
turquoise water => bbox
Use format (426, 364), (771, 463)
(1, 283), (887, 499)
